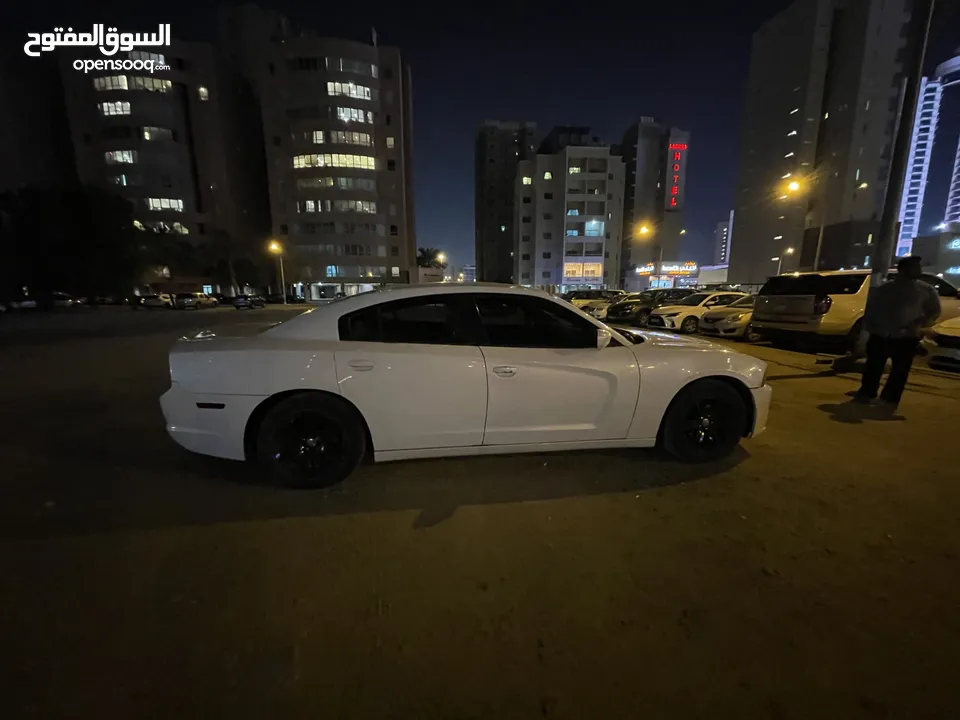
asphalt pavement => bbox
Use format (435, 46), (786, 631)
(1, 308), (958, 718)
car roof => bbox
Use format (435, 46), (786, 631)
(264, 283), (573, 341)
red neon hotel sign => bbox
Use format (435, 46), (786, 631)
(667, 143), (687, 209)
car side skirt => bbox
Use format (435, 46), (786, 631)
(374, 438), (656, 463)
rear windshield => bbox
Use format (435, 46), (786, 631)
(759, 273), (868, 296)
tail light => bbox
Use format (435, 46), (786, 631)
(814, 295), (832, 315)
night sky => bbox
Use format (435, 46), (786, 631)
(6, 0), (959, 272)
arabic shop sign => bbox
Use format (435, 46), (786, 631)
(24, 24), (171, 57)
(660, 262), (699, 276)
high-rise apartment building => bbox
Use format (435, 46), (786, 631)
(619, 119), (691, 290)
(220, 3), (416, 297)
(896, 76), (942, 254)
(58, 40), (268, 247)
(935, 53), (960, 230)
(714, 210), (735, 265)
(729, 0), (911, 284)
(514, 127), (625, 292)
(475, 121), (537, 283)
(0, 51), (76, 192)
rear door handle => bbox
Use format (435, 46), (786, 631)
(348, 360), (375, 371)
(493, 366), (517, 377)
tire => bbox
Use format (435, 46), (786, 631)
(846, 319), (865, 353)
(680, 315), (699, 334)
(633, 309), (651, 327)
(660, 379), (748, 463)
(255, 393), (367, 488)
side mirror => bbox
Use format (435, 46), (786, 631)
(597, 327), (612, 350)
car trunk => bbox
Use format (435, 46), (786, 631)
(754, 273), (867, 320)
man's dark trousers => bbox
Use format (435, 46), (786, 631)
(857, 334), (920, 405)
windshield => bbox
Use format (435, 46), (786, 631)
(677, 293), (711, 306)
(730, 295), (755, 308)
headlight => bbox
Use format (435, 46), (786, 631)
(729, 313), (745, 321)
(661, 312), (680, 317)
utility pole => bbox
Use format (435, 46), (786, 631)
(835, 0), (936, 367)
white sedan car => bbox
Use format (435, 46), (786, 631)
(161, 284), (771, 487)
(647, 291), (749, 334)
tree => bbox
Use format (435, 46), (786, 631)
(0, 185), (163, 303)
(416, 247), (447, 269)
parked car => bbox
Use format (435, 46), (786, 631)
(647, 292), (748, 333)
(605, 288), (698, 326)
(141, 293), (174, 309)
(921, 317), (960, 372)
(698, 295), (758, 340)
(161, 284), (771, 488)
(175, 292), (219, 310)
(234, 294), (266, 309)
(751, 270), (960, 348)
(561, 289), (625, 309)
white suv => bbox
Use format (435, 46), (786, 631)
(751, 270), (959, 347)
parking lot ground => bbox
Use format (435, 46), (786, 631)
(1, 312), (959, 718)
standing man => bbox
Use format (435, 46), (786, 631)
(853, 256), (941, 411)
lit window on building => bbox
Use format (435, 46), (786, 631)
(336, 107), (373, 123)
(333, 199), (377, 214)
(329, 130), (373, 147)
(105, 150), (137, 164)
(198, 86), (209, 101)
(584, 220), (605, 237)
(93, 75), (128, 91)
(145, 197), (185, 212)
(522, 177), (532, 185)
(98, 101), (130, 116)
(129, 50), (165, 65)
(292, 154), (376, 170)
(386, 136), (395, 149)
(312, 130), (325, 144)
(130, 76), (172, 92)
(326, 81), (373, 100)
(544, 171), (553, 180)
(142, 126), (173, 141)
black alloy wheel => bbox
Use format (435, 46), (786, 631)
(256, 393), (367, 488)
(661, 379), (747, 462)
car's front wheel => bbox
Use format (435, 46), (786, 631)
(680, 315), (699, 333)
(255, 392), (367, 488)
(660, 379), (748, 462)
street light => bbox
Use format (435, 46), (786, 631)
(772, 247), (795, 275)
(436, 252), (446, 265)
(268, 240), (286, 305)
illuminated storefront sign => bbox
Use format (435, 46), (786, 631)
(660, 261), (699, 276)
(666, 142), (688, 211)
(563, 262), (603, 278)
(634, 262), (656, 275)
(945, 266), (960, 275)
(947, 238), (960, 250)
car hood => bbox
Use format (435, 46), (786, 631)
(933, 316), (960, 336)
(651, 304), (698, 315)
(621, 328), (727, 350)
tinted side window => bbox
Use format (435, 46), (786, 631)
(338, 297), (474, 345)
(713, 294), (741, 306)
(474, 295), (596, 349)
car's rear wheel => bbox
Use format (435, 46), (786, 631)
(680, 315), (699, 333)
(660, 379), (748, 462)
(255, 393), (367, 488)
(633, 309), (651, 326)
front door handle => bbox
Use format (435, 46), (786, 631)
(348, 360), (375, 371)
(492, 366), (517, 377)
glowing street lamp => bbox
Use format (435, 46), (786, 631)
(772, 247), (795, 274)
(267, 239), (286, 304)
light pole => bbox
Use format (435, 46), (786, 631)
(636, 223), (664, 287)
(268, 240), (286, 304)
(771, 247), (794, 275)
